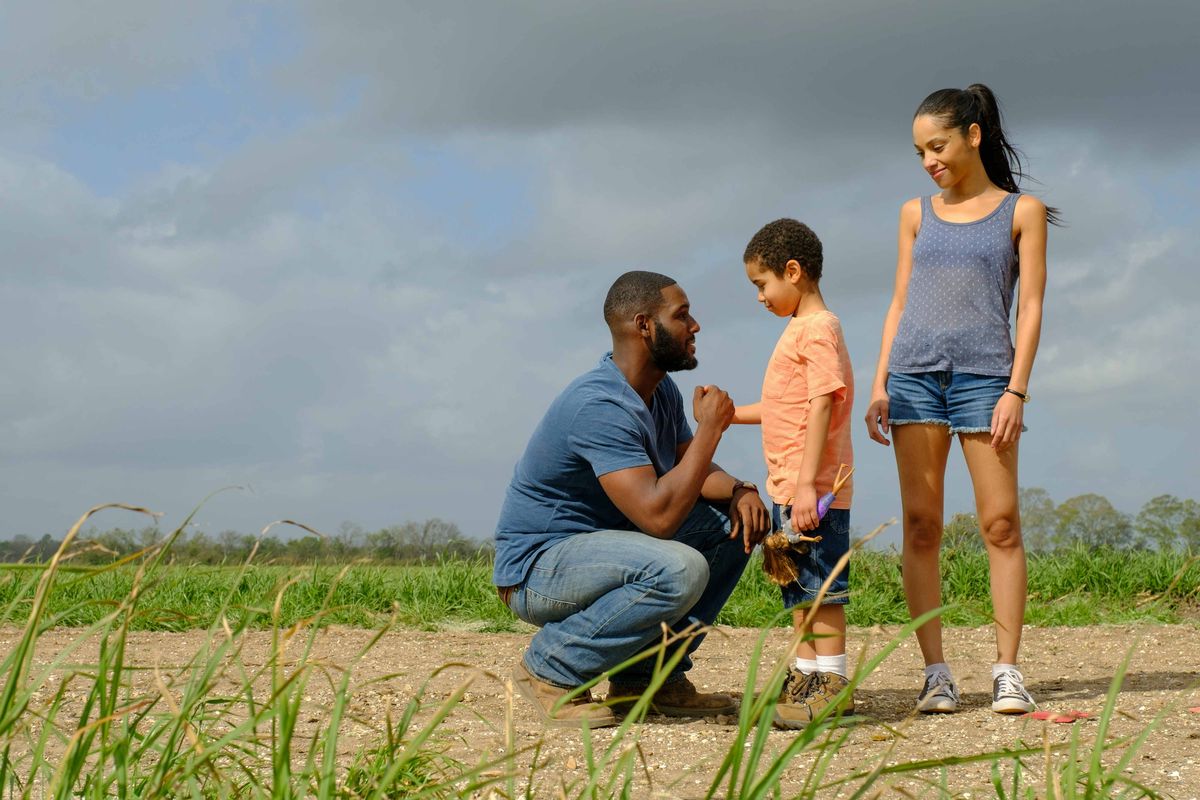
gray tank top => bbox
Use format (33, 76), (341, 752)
(888, 193), (1019, 376)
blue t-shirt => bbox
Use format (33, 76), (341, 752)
(492, 353), (694, 587)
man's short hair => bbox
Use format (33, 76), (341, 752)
(743, 218), (823, 282)
(603, 271), (677, 327)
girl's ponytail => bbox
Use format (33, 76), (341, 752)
(965, 84), (1021, 195)
(916, 84), (1061, 225)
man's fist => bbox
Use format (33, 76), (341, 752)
(693, 385), (735, 431)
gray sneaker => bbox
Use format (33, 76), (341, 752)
(916, 671), (960, 713)
(992, 667), (1036, 714)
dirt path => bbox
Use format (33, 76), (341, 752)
(8, 623), (1200, 797)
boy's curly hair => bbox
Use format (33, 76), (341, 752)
(743, 218), (823, 282)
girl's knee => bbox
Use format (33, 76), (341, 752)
(981, 515), (1022, 550)
(904, 513), (943, 550)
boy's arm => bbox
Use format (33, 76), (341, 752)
(790, 393), (833, 532)
(732, 402), (762, 424)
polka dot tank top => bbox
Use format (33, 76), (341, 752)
(888, 193), (1019, 377)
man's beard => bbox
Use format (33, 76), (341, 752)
(649, 320), (698, 372)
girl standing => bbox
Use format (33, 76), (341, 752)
(865, 84), (1056, 714)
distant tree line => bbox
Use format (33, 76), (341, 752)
(0, 518), (492, 565)
(941, 489), (1200, 553)
(3, 489), (1197, 565)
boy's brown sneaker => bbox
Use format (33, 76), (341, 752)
(772, 671), (854, 730)
(512, 661), (618, 729)
(607, 675), (737, 717)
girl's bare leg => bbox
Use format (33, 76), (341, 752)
(959, 434), (1025, 664)
(893, 424), (953, 666)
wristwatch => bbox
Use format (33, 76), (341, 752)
(730, 479), (758, 498)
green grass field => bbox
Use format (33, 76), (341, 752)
(1, 505), (1193, 798)
(2, 546), (1196, 633)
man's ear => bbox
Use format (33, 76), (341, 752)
(633, 312), (653, 339)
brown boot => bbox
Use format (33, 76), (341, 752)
(512, 662), (618, 729)
(772, 670), (854, 730)
(608, 675), (737, 717)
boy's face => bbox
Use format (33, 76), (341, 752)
(745, 258), (802, 317)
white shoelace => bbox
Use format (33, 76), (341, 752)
(995, 668), (1028, 698)
(926, 671), (957, 698)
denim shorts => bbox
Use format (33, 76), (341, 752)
(771, 504), (850, 608)
(886, 371), (1024, 435)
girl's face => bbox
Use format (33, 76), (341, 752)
(912, 114), (981, 188)
(745, 258), (802, 317)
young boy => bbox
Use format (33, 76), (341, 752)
(732, 218), (855, 728)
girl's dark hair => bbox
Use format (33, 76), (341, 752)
(915, 84), (1061, 225)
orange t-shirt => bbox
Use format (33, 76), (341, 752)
(760, 310), (854, 508)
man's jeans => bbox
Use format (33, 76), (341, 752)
(505, 503), (750, 688)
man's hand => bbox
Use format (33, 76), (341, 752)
(790, 483), (821, 532)
(729, 488), (771, 554)
(693, 385), (735, 432)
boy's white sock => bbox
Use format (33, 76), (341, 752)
(816, 653), (848, 678)
(992, 662), (1019, 679)
(793, 657), (818, 674)
(924, 662), (953, 679)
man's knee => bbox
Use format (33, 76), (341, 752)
(655, 545), (710, 614)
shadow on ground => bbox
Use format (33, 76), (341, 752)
(855, 671), (1200, 723)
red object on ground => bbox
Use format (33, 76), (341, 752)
(1025, 710), (1091, 723)
(1188, 706), (1200, 714)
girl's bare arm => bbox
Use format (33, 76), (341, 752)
(865, 198), (921, 446)
(990, 194), (1048, 450)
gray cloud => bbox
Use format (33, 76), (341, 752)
(0, 2), (1197, 544)
(294, 1), (1200, 146)
(0, 2), (255, 101)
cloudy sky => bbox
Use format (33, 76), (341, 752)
(2, 2), (1196, 546)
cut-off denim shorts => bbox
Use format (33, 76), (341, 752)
(886, 371), (1025, 435)
(771, 504), (850, 608)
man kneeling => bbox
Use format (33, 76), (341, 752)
(493, 271), (771, 727)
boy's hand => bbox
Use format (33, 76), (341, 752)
(865, 390), (891, 446)
(693, 385), (734, 432)
(729, 488), (770, 554)
(791, 483), (820, 532)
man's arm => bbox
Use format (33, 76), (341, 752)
(677, 430), (772, 554)
(598, 385), (732, 538)
(676, 443), (738, 503)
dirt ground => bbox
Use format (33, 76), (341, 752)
(8, 622), (1200, 798)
